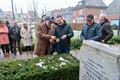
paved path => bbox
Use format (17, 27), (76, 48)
(0, 45), (119, 61)
(0, 50), (78, 61)
(0, 49), (35, 61)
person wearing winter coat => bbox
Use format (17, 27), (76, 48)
(55, 15), (74, 54)
(10, 21), (22, 55)
(80, 14), (102, 41)
(48, 17), (59, 54)
(0, 20), (9, 58)
(5, 21), (13, 54)
(20, 23), (32, 54)
(34, 16), (56, 56)
(99, 13), (113, 43)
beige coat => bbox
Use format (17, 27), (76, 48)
(20, 27), (32, 46)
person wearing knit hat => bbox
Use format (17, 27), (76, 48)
(41, 15), (53, 22)
(99, 13), (113, 43)
(34, 15), (57, 56)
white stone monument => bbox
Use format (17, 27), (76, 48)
(79, 40), (120, 80)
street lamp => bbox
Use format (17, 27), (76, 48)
(117, 0), (120, 35)
(11, 0), (15, 20)
(118, 15), (120, 35)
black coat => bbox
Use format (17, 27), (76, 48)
(100, 19), (113, 43)
(55, 22), (74, 53)
(10, 26), (21, 41)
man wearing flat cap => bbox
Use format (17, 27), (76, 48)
(80, 14), (102, 41)
(34, 16), (56, 56)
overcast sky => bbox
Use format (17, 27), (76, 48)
(0, 0), (113, 14)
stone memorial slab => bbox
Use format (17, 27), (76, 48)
(79, 40), (120, 80)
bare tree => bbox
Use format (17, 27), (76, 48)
(27, 0), (39, 25)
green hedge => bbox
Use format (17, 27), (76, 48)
(0, 54), (79, 80)
(107, 35), (120, 45)
(71, 39), (82, 50)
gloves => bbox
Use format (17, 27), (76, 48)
(61, 35), (67, 40)
(102, 40), (105, 43)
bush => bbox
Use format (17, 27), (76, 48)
(111, 24), (118, 30)
(0, 54), (79, 80)
(107, 35), (120, 45)
(71, 39), (82, 50)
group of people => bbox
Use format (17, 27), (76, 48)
(0, 13), (113, 58)
(0, 15), (74, 58)
(34, 15), (74, 56)
(0, 20), (32, 58)
(81, 13), (113, 43)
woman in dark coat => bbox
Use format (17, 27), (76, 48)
(99, 13), (113, 43)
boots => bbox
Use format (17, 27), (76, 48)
(3, 52), (10, 59)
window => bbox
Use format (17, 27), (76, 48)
(78, 0), (84, 6)
(79, 10), (83, 15)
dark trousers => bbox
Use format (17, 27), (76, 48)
(25, 46), (32, 51)
(57, 45), (70, 54)
(12, 39), (22, 55)
(9, 39), (13, 53)
(1, 44), (9, 54)
(50, 44), (57, 54)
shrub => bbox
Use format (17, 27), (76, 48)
(111, 24), (118, 30)
(0, 54), (79, 80)
(71, 39), (82, 50)
(107, 35), (120, 45)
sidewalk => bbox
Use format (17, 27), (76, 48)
(0, 49), (79, 61)
(0, 49), (34, 61)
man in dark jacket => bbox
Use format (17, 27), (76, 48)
(99, 13), (113, 43)
(80, 14), (102, 41)
(5, 21), (13, 54)
(10, 22), (22, 55)
(55, 15), (74, 53)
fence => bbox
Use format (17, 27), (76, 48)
(70, 23), (83, 30)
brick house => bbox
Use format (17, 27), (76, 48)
(72, 0), (107, 23)
(104, 0), (120, 26)
(48, 7), (73, 23)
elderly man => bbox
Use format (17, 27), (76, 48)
(10, 21), (22, 55)
(80, 14), (102, 41)
(99, 13), (113, 43)
(34, 16), (56, 56)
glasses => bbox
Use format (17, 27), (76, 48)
(87, 20), (92, 22)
